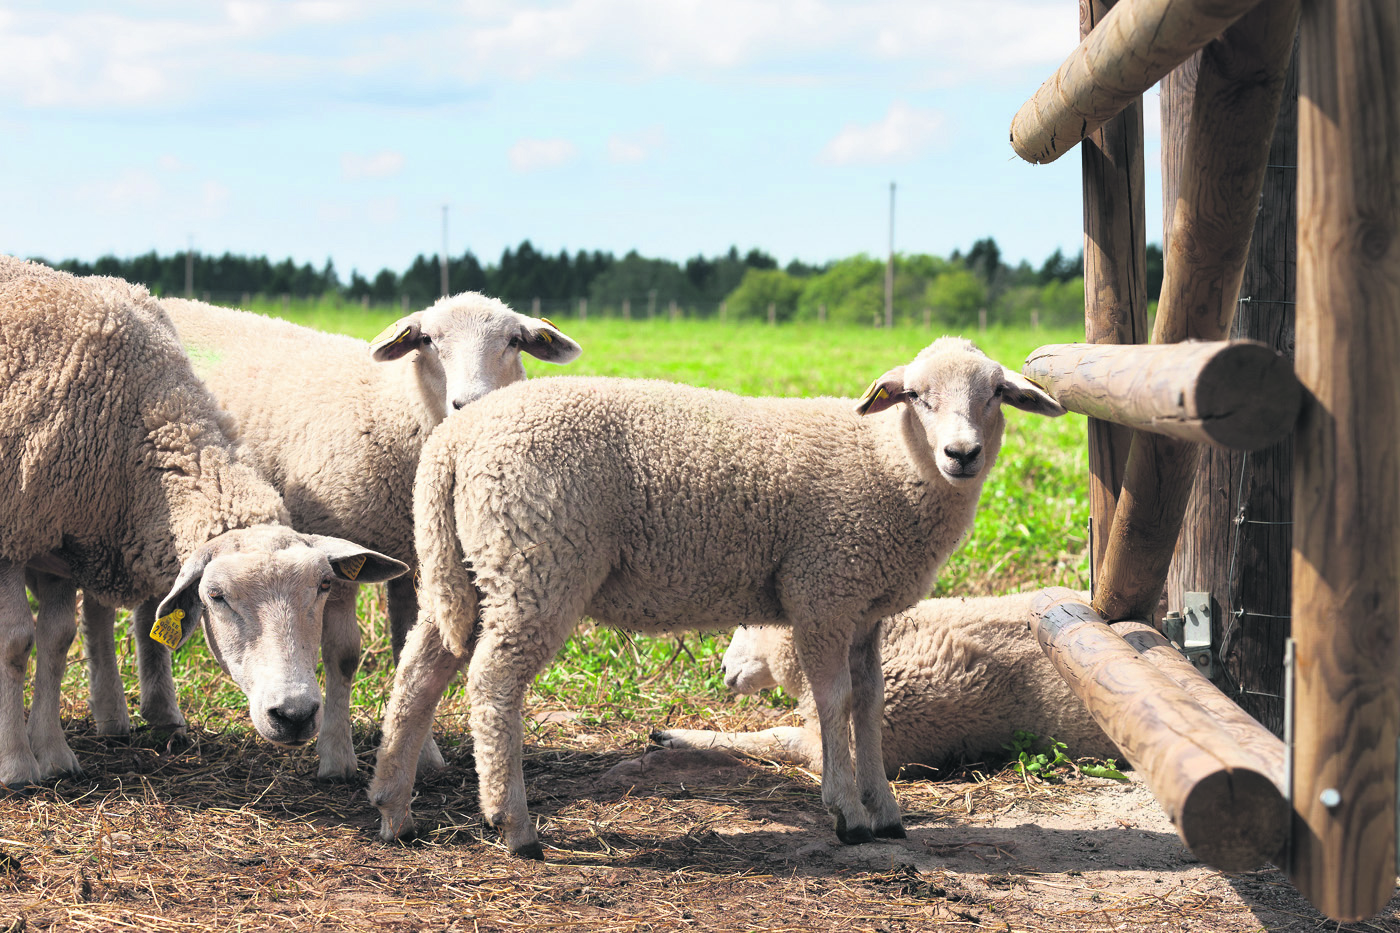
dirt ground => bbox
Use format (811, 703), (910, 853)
(1, 707), (1397, 932)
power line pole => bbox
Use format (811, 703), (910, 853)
(884, 181), (895, 329)
(440, 204), (450, 297)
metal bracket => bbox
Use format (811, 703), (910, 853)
(1163, 592), (1216, 680)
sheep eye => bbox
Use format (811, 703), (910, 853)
(207, 588), (226, 603)
(507, 336), (521, 349)
(318, 580), (334, 593)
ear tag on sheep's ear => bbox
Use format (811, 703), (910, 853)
(371, 323), (413, 350)
(150, 610), (185, 649)
(859, 379), (890, 405)
(337, 555), (367, 581)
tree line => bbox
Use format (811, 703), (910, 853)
(37, 239), (1165, 328)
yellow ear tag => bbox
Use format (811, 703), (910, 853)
(371, 323), (412, 349)
(150, 610), (185, 649)
(536, 318), (556, 343)
(337, 555), (367, 581)
(540, 317), (557, 328)
(859, 379), (889, 403)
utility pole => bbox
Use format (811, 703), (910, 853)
(884, 182), (895, 329)
(184, 235), (194, 297)
(440, 204), (450, 297)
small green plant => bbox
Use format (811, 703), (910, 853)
(1003, 729), (1129, 783)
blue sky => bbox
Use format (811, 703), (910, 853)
(0, 1), (1164, 280)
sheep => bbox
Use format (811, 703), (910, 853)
(367, 336), (1066, 859)
(75, 294), (580, 773)
(653, 592), (1118, 775)
(0, 256), (407, 786)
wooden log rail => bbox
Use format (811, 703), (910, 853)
(1091, 0), (1300, 623)
(1010, 0), (1265, 164)
(1031, 588), (1287, 871)
(1023, 341), (1300, 450)
(1288, 0), (1400, 920)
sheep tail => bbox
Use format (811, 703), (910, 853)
(414, 445), (480, 659)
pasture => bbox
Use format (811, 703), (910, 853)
(0, 311), (1385, 931)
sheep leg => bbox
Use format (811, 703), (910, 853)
(369, 612), (468, 842)
(467, 614), (574, 860)
(24, 571), (81, 778)
(849, 623), (903, 837)
(79, 597), (130, 736)
(317, 582), (361, 781)
(651, 725), (823, 770)
(387, 574), (418, 663)
(132, 600), (187, 734)
(384, 574), (446, 772)
(0, 560), (41, 789)
(793, 625), (872, 844)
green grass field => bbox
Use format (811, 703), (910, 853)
(62, 304), (1093, 741)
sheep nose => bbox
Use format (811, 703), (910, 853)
(944, 443), (982, 466)
(452, 398), (467, 410)
(267, 699), (321, 743)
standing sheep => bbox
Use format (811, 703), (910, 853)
(654, 592), (1118, 775)
(368, 337), (1065, 858)
(74, 294), (579, 772)
(0, 257), (406, 786)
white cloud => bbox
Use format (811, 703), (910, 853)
(606, 127), (665, 164)
(509, 138), (579, 172)
(157, 154), (187, 172)
(341, 150), (406, 180)
(820, 101), (945, 165)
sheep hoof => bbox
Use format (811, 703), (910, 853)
(874, 823), (907, 839)
(511, 841), (546, 861)
(835, 823), (875, 845)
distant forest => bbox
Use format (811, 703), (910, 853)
(38, 239), (1166, 329)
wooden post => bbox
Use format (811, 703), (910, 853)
(579, 297), (587, 321)
(1167, 48), (1297, 737)
(622, 297), (631, 320)
(1023, 341), (1300, 449)
(1093, 0), (1299, 621)
(1288, 0), (1400, 919)
(1031, 588), (1288, 871)
(768, 302), (776, 326)
(1011, 0), (1264, 164)
(1081, 0), (1148, 581)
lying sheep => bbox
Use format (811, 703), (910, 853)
(368, 337), (1065, 858)
(76, 294), (579, 772)
(654, 592), (1118, 775)
(0, 257), (406, 786)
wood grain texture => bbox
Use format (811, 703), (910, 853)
(1167, 46), (1297, 738)
(1011, 0), (1264, 164)
(1093, 0), (1300, 622)
(1030, 588), (1288, 871)
(1288, 0), (1400, 919)
(1111, 620), (1286, 786)
(1081, 0), (1148, 580)
(1024, 340), (1300, 450)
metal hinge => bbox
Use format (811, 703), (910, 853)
(1163, 591), (1216, 680)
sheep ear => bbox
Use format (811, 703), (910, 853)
(999, 367), (1066, 417)
(854, 366), (909, 416)
(518, 317), (582, 364)
(370, 315), (423, 362)
(152, 547), (212, 650)
(311, 536), (410, 584)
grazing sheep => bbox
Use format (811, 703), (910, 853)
(0, 257), (406, 786)
(654, 592), (1118, 775)
(368, 337), (1065, 858)
(76, 294), (579, 772)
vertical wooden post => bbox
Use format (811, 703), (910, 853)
(1168, 49), (1297, 737)
(1081, 0), (1148, 583)
(1288, 0), (1400, 919)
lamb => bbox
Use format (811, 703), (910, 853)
(654, 592), (1118, 775)
(367, 336), (1065, 858)
(75, 294), (579, 772)
(0, 257), (407, 786)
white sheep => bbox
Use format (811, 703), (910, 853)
(75, 294), (579, 773)
(0, 257), (407, 786)
(654, 592), (1118, 775)
(368, 336), (1065, 858)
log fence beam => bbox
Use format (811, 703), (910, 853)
(1024, 340), (1300, 450)
(1287, 0), (1400, 920)
(1030, 588), (1287, 871)
(1091, 0), (1300, 622)
(1011, 0), (1264, 164)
